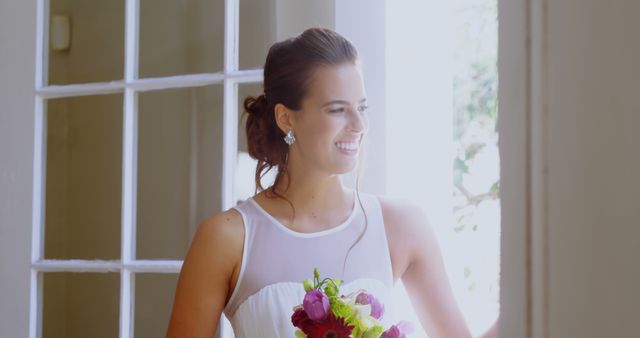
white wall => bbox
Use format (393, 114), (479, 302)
(500, 0), (640, 337)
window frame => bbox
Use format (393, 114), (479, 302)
(29, 0), (260, 337)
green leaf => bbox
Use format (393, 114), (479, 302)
(453, 157), (469, 173)
(324, 283), (338, 297)
(330, 297), (356, 320)
(454, 170), (464, 186)
(303, 279), (313, 292)
(465, 142), (486, 160)
(362, 325), (384, 338)
(490, 181), (500, 196)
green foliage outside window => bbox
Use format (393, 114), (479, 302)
(452, 0), (500, 313)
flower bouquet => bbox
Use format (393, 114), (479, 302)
(291, 268), (414, 338)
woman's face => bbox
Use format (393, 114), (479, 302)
(287, 62), (369, 175)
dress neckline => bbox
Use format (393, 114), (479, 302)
(248, 190), (359, 238)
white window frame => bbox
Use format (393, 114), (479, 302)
(29, 0), (260, 337)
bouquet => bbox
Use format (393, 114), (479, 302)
(291, 268), (414, 338)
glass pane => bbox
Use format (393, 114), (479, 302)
(42, 272), (119, 338)
(134, 273), (179, 338)
(239, 0), (335, 69)
(45, 94), (122, 260)
(48, 0), (124, 85)
(139, 0), (224, 78)
(137, 86), (223, 259)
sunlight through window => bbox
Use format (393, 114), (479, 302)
(386, 0), (499, 336)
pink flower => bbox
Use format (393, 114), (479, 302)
(303, 289), (330, 321)
(381, 321), (415, 338)
(381, 325), (404, 338)
(355, 292), (385, 319)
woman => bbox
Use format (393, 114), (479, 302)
(166, 27), (498, 338)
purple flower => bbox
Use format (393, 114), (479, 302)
(381, 325), (405, 338)
(355, 292), (385, 319)
(303, 289), (330, 321)
(381, 321), (415, 338)
(396, 320), (415, 334)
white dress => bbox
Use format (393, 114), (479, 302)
(222, 191), (397, 337)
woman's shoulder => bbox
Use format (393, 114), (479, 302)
(196, 207), (245, 250)
(374, 194), (426, 225)
(374, 194), (432, 252)
(188, 207), (245, 278)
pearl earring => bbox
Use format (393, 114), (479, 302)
(284, 130), (296, 145)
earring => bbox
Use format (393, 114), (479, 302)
(284, 130), (296, 145)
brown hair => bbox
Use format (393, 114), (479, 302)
(241, 27), (368, 278)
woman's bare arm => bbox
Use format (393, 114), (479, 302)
(478, 320), (499, 338)
(394, 201), (500, 338)
(380, 197), (473, 338)
(165, 209), (244, 338)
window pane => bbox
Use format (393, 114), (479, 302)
(134, 273), (179, 338)
(139, 0), (224, 78)
(234, 83), (276, 203)
(48, 0), (124, 85)
(239, 0), (335, 69)
(137, 86), (223, 259)
(42, 272), (119, 338)
(45, 94), (122, 260)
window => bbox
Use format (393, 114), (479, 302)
(31, 1), (332, 337)
(385, 0), (499, 336)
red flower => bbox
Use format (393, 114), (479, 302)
(295, 311), (354, 338)
(291, 306), (311, 328)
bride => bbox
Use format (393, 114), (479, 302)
(165, 27), (498, 338)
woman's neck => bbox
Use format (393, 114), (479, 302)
(259, 174), (354, 231)
(269, 176), (350, 213)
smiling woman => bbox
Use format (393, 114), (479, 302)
(165, 27), (496, 338)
